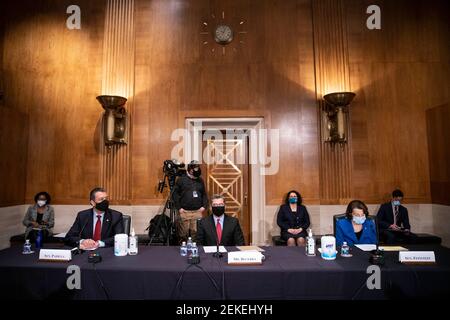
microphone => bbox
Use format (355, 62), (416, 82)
(212, 216), (223, 258)
(76, 218), (90, 253)
(369, 215), (385, 265)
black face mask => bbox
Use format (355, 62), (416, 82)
(95, 199), (109, 212)
(212, 206), (225, 217)
(192, 168), (201, 178)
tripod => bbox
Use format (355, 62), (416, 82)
(148, 174), (178, 246)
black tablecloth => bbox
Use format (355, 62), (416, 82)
(0, 244), (449, 300)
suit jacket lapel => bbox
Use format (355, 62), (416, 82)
(85, 211), (94, 239)
(345, 219), (358, 243)
(221, 215), (230, 243)
(101, 210), (112, 239)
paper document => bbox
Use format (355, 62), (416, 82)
(378, 246), (408, 251)
(53, 233), (67, 238)
(203, 246), (227, 253)
(236, 246), (265, 252)
(354, 244), (377, 251)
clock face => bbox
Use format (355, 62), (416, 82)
(214, 25), (233, 44)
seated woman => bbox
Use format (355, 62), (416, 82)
(277, 190), (311, 246)
(22, 191), (55, 242)
(336, 200), (377, 246)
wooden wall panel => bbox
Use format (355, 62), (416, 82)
(346, 0), (449, 203)
(0, 108), (28, 206)
(99, 0), (135, 203)
(132, 0), (319, 205)
(0, 0), (448, 207)
(426, 104), (450, 205)
(312, 0), (354, 204)
(1, 0), (106, 204)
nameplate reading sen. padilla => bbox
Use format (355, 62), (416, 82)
(39, 249), (72, 262)
(399, 251), (436, 265)
(228, 250), (263, 265)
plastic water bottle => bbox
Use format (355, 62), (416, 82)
(35, 230), (42, 249)
(191, 242), (198, 258)
(341, 241), (350, 257)
(128, 228), (138, 255)
(306, 229), (316, 256)
(22, 239), (32, 254)
(180, 241), (187, 256)
(186, 237), (193, 257)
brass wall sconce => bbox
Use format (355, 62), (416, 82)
(321, 92), (356, 145)
(96, 95), (128, 146)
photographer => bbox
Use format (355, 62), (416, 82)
(172, 160), (208, 241)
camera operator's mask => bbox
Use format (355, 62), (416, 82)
(191, 167), (201, 178)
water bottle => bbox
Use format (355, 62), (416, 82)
(128, 228), (138, 255)
(22, 239), (32, 254)
(306, 228), (316, 256)
(35, 229), (42, 250)
(186, 237), (193, 257)
(188, 242), (200, 264)
(180, 241), (187, 256)
(341, 241), (351, 257)
(191, 242), (198, 258)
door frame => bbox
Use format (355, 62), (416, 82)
(185, 117), (266, 245)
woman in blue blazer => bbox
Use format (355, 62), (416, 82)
(277, 190), (310, 246)
(336, 200), (377, 246)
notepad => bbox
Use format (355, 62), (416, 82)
(53, 232), (67, 238)
(354, 244), (377, 251)
(236, 246), (265, 252)
(203, 246), (227, 253)
(379, 246), (408, 251)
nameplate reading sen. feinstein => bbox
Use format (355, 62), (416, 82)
(228, 251), (263, 265)
(399, 251), (435, 265)
(39, 249), (72, 262)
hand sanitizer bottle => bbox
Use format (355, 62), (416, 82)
(128, 228), (138, 255)
(306, 228), (316, 256)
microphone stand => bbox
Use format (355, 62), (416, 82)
(212, 217), (223, 258)
(370, 215), (385, 265)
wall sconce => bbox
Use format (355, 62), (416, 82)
(96, 95), (128, 146)
(321, 92), (355, 145)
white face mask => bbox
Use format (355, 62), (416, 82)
(37, 200), (46, 207)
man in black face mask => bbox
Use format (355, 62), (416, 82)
(196, 194), (245, 246)
(172, 160), (208, 242)
(65, 187), (124, 249)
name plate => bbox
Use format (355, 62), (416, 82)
(39, 249), (72, 262)
(399, 251), (435, 264)
(228, 251), (263, 265)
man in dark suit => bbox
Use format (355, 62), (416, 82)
(196, 194), (245, 246)
(377, 189), (415, 244)
(65, 187), (124, 249)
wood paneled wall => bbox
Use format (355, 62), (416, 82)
(346, 0), (449, 203)
(1, 0), (106, 205)
(312, 0), (354, 204)
(132, 0), (319, 205)
(99, 0), (135, 203)
(0, 0), (448, 207)
(426, 104), (450, 205)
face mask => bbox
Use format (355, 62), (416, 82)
(392, 200), (401, 206)
(353, 216), (366, 225)
(289, 197), (298, 204)
(212, 206), (225, 217)
(37, 200), (46, 207)
(192, 168), (201, 178)
(95, 199), (109, 212)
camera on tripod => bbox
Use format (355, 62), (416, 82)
(158, 159), (186, 193)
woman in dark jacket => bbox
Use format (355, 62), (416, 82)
(22, 191), (55, 241)
(277, 190), (311, 246)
